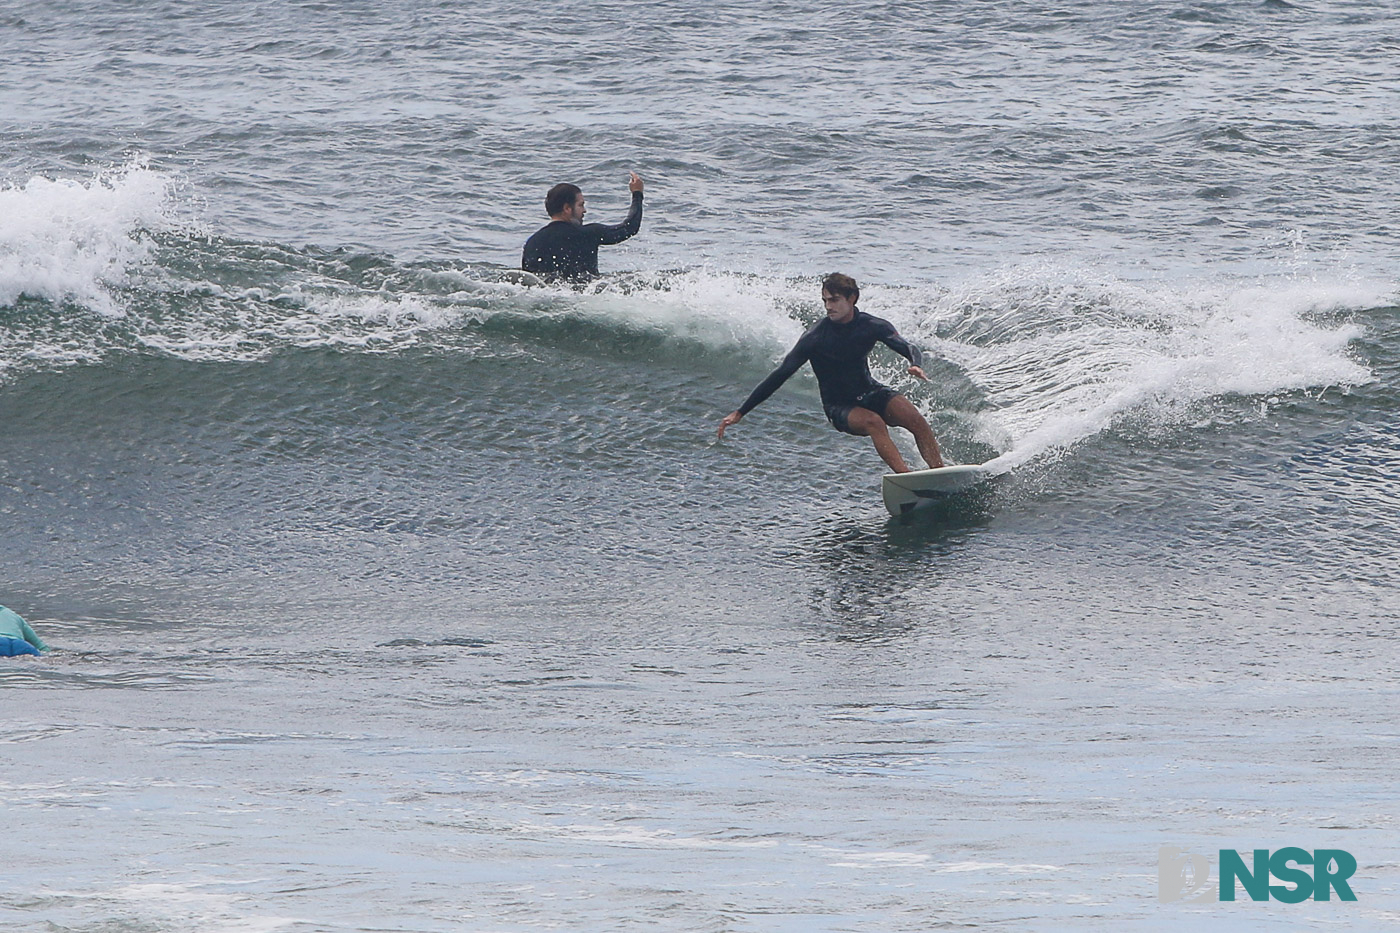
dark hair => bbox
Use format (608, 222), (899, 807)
(821, 273), (859, 302)
(546, 183), (582, 217)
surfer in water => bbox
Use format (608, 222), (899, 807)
(521, 173), (644, 282)
(716, 273), (945, 474)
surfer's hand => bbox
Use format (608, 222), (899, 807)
(717, 410), (742, 439)
(628, 171), (644, 193)
(908, 365), (928, 380)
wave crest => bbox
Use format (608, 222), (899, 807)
(0, 160), (176, 316)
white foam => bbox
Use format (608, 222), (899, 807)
(417, 268), (810, 361)
(283, 291), (461, 348)
(0, 160), (175, 316)
(109, 266), (805, 364)
(810, 845), (932, 868)
(895, 266), (1385, 471)
(936, 860), (1065, 874)
(128, 287), (465, 361)
(519, 820), (779, 849)
(596, 268), (809, 352)
(41, 881), (303, 933)
(300, 291), (457, 330)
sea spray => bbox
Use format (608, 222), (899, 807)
(891, 266), (1381, 471)
(0, 161), (175, 316)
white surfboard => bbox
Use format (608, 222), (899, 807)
(881, 464), (989, 516)
(501, 269), (546, 287)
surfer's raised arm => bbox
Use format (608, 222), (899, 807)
(593, 172), (644, 246)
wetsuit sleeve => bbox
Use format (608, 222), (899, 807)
(737, 336), (812, 415)
(587, 191), (643, 246)
(874, 317), (923, 368)
(17, 614), (47, 651)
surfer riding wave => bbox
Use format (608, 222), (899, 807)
(717, 273), (944, 474)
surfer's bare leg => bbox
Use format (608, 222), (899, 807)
(883, 395), (945, 469)
(845, 407), (912, 473)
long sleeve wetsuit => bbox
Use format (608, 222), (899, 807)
(521, 191), (643, 281)
(737, 309), (923, 415)
(0, 605), (48, 654)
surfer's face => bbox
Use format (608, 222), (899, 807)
(822, 289), (856, 322)
(566, 194), (586, 224)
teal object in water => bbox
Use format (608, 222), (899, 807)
(0, 606), (47, 653)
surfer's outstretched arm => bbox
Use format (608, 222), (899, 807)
(716, 340), (811, 439)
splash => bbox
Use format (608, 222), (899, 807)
(901, 266), (1384, 471)
(504, 268), (813, 359)
(0, 160), (175, 316)
(129, 262), (816, 365)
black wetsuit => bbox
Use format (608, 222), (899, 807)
(521, 191), (643, 281)
(737, 309), (923, 433)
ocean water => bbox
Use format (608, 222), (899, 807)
(2, 1), (1399, 930)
